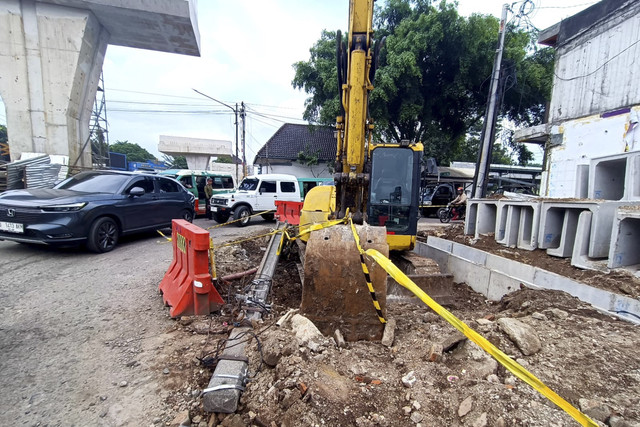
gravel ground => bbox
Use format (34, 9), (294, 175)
(2, 217), (639, 427)
(0, 217), (273, 427)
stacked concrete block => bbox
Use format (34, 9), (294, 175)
(589, 152), (640, 201)
(494, 200), (541, 251)
(464, 199), (499, 239)
(608, 206), (640, 273)
(539, 201), (601, 258)
(540, 201), (636, 260)
(571, 211), (609, 272)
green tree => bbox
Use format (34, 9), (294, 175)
(109, 140), (156, 163)
(292, 1), (553, 166)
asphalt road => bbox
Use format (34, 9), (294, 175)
(0, 215), (439, 426)
(0, 216), (273, 426)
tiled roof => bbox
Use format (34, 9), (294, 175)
(254, 123), (336, 163)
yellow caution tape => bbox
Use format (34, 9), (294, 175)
(156, 229), (172, 242)
(348, 219), (386, 324)
(362, 247), (597, 427)
(205, 210), (275, 230)
(212, 228), (285, 249)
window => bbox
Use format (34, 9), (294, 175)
(280, 181), (296, 193)
(125, 177), (154, 194)
(179, 176), (192, 189)
(221, 177), (234, 189)
(55, 172), (130, 193)
(259, 180), (277, 193)
(211, 176), (235, 189)
(239, 178), (259, 190)
(158, 177), (181, 193)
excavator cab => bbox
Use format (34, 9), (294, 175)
(367, 144), (423, 251)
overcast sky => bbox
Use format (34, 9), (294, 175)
(0, 0), (598, 163)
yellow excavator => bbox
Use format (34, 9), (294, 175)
(298, 0), (423, 341)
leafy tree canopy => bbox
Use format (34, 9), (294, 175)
(109, 141), (156, 163)
(292, 0), (553, 166)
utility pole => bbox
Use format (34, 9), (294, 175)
(234, 103), (239, 180)
(192, 89), (239, 177)
(472, 4), (508, 199)
(240, 102), (247, 177)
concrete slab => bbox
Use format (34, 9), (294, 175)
(447, 255), (490, 296)
(425, 236), (453, 254)
(464, 199), (480, 236)
(517, 203), (540, 251)
(608, 206), (640, 272)
(485, 253), (535, 283)
(546, 208), (580, 257)
(465, 200), (499, 239)
(159, 135), (232, 170)
(423, 237), (640, 323)
(539, 201), (599, 257)
(486, 271), (523, 301)
(416, 240), (449, 271)
(38, 0), (201, 55)
(590, 152), (640, 201)
(571, 211), (610, 273)
(0, 0), (200, 167)
(451, 242), (487, 265)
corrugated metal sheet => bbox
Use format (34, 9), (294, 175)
(549, 6), (640, 122)
(6, 155), (51, 190)
(25, 164), (62, 189)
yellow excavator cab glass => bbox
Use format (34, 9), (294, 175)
(367, 146), (421, 238)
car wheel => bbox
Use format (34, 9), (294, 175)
(260, 213), (275, 221)
(233, 206), (251, 227)
(87, 217), (119, 253)
(213, 212), (230, 224)
(180, 209), (194, 223)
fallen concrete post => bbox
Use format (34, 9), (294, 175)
(202, 224), (285, 413)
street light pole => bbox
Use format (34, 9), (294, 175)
(192, 89), (239, 179)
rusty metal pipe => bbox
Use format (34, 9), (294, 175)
(219, 267), (258, 282)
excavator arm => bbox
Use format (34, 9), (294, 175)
(334, 0), (375, 223)
(299, 0), (423, 341)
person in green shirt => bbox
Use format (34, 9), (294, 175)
(204, 177), (214, 219)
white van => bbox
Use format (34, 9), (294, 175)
(210, 174), (301, 226)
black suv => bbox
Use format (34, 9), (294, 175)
(0, 170), (195, 253)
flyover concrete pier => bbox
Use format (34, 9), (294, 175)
(0, 0), (200, 167)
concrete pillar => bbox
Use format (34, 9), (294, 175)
(0, 0), (108, 167)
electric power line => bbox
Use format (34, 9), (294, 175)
(554, 38), (640, 81)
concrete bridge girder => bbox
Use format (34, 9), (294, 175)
(0, 0), (200, 167)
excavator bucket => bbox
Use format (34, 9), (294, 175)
(301, 223), (389, 341)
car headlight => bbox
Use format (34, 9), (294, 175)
(423, 201), (432, 206)
(40, 202), (87, 212)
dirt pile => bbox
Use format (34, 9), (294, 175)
(158, 229), (640, 427)
(418, 223), (640, 299)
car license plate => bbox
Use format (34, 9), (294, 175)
(211, 207), (218, 212)
(0, 221), (24, 234)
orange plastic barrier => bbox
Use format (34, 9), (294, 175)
(275, 200), (304, 225)
(159, 219), (224, 317)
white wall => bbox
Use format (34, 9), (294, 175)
(258, 161), (332, 178)
(550, 3), (640, 122)
(542, 105), (640, 197)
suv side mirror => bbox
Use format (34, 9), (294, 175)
(129, 187), (146, 197)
